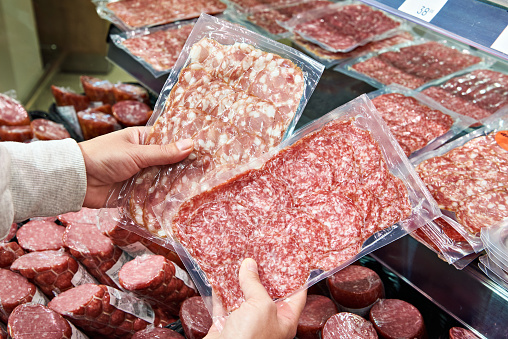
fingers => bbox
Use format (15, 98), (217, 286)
(238, 258), (271, 301)
(133, 139), (194, 168)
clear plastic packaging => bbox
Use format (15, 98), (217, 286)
(101, 13), (324, 242)
(367, 84), (477, 159)
(223, 0), (308, 14)
(291, 29), (414, 69)
(337, 31), (493, 90)
(280, 1), (403, 53)
(110, 20), (196, 78)
(478, 255), (508, 290)
(410, 110), (508, 248)
(154, 94), (440, 329)
(93, 0), (227, 31)
(419, 67), (508, 123)
(480, 218), (508, 269)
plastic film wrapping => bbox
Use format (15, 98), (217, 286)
(321, 312), (378, 339)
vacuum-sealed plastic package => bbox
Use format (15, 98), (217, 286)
(367, 84), (477, 158)
(478, 255), (508, 289)
(100, 13), (324, 244)
(280, 1), (403, 53)
(481, 218), (508, 270)
(420, 68), (508, 122)
(337, 32), (492, 90)
(224, 0), (307, 14)
(411, 111), (508, 246)
(291, 29), (414, 69)
(154, 95), (440, 328)
(110, 20), (196, 78)
(93, 0), (227, 31)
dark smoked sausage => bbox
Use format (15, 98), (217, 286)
(297, 294), (338, 339)
(369, 299), (426, 339)
(322, 312), (378, 339)
(180, 296), (212, 339)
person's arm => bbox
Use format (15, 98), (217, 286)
(205, 258), (307, 339)
(0, 126), (193, 240)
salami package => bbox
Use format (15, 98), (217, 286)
(152, 94), (440, 328)
(478, 255), (508, 290)
(110, 20), (196, 78)
(411, 216), (479, 269)
(93, 0), (227, 31)
(280, 1), (403, 53)
(337, 31), (492, 90)
(420, 67), (508, 123)
(100, 13), (324, 243)
(410, 111), (508, 250)
(291, 29), (414, 69)
(481, 219), (508, 273)
(223, 0), (333, 41)
(367, 84), (477, 158)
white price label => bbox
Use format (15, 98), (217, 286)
(398, 0), (448, 22)
(491, 25), (508, 55)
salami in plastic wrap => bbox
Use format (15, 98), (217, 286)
(16, 220), (66, 252)
(62, 222), (126, 288)
(118, 254), (195, 315)
(0, 125), (33, 142)
(338, 33), (488, 90)
(77, 110), (121, 140)
(58, 207), (100, 226)
(411, 113), (508, 238)
(1, 222), (18, 243)
(7, 303), (88, 339)
(0, 93), (30, 126)
(327, 265), (384, 317)
(101, 13), (323, 243)
(30, 119), (71, 140)
(111, 22), (195, 77)
(11, 250), (97, 297)
(0, 269), (48, 323)
(133, 327), (184, 339)
(296, 295), (338, 339)
(179, 296), (212, 339)
(281, 2), (402, 53)
(0, 242), (24, 268)
(368, 85), (476, 157)
(96, 0), (227, 31)
(421, 69), (508, 121)
(322, 312), (378, 339)
(369, 299), (426, 339)
(112, 100), (152, 127)
(113, 83), (150, 105)
(449, 327), (481, 339)
(51, 85), (90, 112)
(48, 283), (166, 338)
(80, 76), (116, 105)
(156, 95), (439, 324)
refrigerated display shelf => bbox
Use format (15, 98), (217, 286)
(358, 0), (508, 61)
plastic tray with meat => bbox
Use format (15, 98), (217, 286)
(338, 34), (489, 90)
(155, 95), (439, 325)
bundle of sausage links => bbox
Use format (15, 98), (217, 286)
(172, 118), (412, 311)
(126, 37), (306, 237)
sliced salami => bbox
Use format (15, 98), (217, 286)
(322, 312), (378, 339)
(112, 100), (152, 127)
(0, 93), (30, 126)
(80, 76), (115, 105)
(179, 296), (212, 339)
(16, 220), (66, 252)
(0, 242), (24, 268)
(51, 85), (90, 112)
(113, 83), (150, 105)
(297, 294), (338, 339)
(369, 299), (425, 339)
(77, 110), (120, 140)
(449, 327), (480, 339)
(133, 327), (184, 339)
(58, 207), (100, 226)
(30, 119), (70, 140)
(0, 125), (33, 142)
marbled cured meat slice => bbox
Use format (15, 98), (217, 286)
(0, 268), (43, 323)
(31, 119), (71, 140)
(51, 85), (90, 112)
(58, 207), (100, 226)
(210, 91), (250, 120)
(206, 263), (245, 312)
(147, 107), (207, 145)
(432, 178), (504, 211)
(129, 167), (161, 226)
(80, 76), (115, 105)
(214, 132), (269, 166)
(167, 155), (216, 200)
(192, 120), (239, 156)
(217, 43), (257, 83)
(297, 295), (338, 339)
(179, 297), (213, 339)
(232, 51), (279, 91)
(225, 47), (265, 86)
(194, 81), (237, 114)
(422, 87), (491, 120)
(112, 100), (152, 127)
(16, 220), (66, 252)
(0, 94), (30, 126)
(455, 187), (508, 235)
(189, 38), (228, 77)
(322, 312), (378, 339)
(299, 191), (362, 251)
(166, 65), (213, 106)
(0, 125), (33, 142)
(315, 243), (363, 272)
(352, 57), (426, 89)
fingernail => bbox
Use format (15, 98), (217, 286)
(176, 139), (193, 151)
(244, 258), (258, 274)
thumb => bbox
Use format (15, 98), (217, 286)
(134, 138), (194, 168)
(238, 258), (270, 301)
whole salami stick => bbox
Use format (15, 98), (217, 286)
(0, 269), (47, 323)
(118, 254), (196, 315)
(0, 242), (24, 268)
(11, 250), (97, 297)
(48, 284), (165, 338)
(62, 222), (126, 288)
(8, 303), (88, 339)
(16, 220), (66, 252)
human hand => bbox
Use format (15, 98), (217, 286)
(204, 258), (307, 339)
(78, 127), (193, 208)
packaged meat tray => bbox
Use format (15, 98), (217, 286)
(224, 0), (308, 14)
(291, 29), (414, 68)
(280, 1), (403, 53)
(367, 85), (476, 158)
(224, 0), (333, 40)
(481, 219), (508, 273)
(338, 32), (490, 90)
(421, 68), (508, 122)
(94, 0), (227, 31)
(110, 20), (195, 77)
(100, 13), (323, 240)
(153, 95), (439, 326)
(411, 111), (508, 245)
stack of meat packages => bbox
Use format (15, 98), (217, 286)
(51, 77), (154, 140)
(0, 93), (71, 142)
(0, 207), (196, 338)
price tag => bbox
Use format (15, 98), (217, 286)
(491, 25), (508, 55)
(398, 0), (448, 22)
